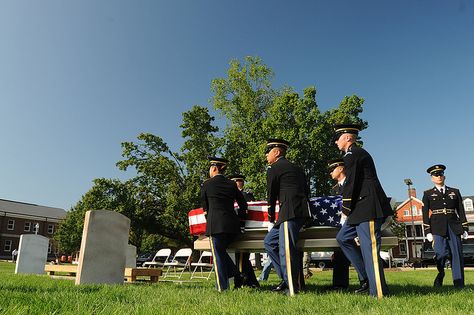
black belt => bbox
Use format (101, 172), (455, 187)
(432, 208), (455, 215)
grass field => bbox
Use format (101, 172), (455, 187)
(0, 261), (473, 314)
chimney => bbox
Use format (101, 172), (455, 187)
(409, 188), (416, 198)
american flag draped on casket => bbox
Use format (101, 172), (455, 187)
(188, 195), (342, 236)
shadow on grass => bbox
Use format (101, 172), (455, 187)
(0, 283), (102, 294)
(256, 282), (474, 296)
(387, 283), (474, 296)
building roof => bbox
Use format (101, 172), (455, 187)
(0, 199), (66, 220)
(395, 195), (474, 210)
(395, 196), (423, 211)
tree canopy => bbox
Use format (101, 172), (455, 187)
(55, 56), (367, 254)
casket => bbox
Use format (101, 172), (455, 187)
(190, 197), (398, 252)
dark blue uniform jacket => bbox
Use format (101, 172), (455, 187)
(201, 174), (248, 236)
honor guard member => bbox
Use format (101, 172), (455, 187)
(201, 157), (248, 291)
(422, 164), (468, 288)
(263, 139), (311, 296)
(230, 174), (255, 202)
(332, 124), (392, 299)
(229, 174), (260, 288)
(327, 158), (351, 290)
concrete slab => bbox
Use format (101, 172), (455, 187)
(126, 244), (137, 268)
(15, 234), (49, 275)
(75, 210), (130, 285)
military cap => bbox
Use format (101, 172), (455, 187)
(328, 158), (345, 171)
(208, 156), (228, 167)
(332, 124), (362, 142)
(427, 164), (446, 176)
(229, 174), (245, 182)
(265, 138), (290, 154)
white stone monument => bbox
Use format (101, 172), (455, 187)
(75, 210), (130, 285)
(125, 244), (137, 268)
(15, 234), (49, 275)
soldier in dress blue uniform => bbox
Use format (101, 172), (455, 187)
(229, 174), (260, 288)
(422, 164), (468, 288)
(201, 157), (248, 291)
(332, 124), (392, 299)
(327, 158), (351, 291)
(263, 139), (311, 296)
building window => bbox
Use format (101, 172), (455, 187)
(48, 242), (52, 254)
(7, 220), (15, 231)
(48, 224), (54, 234)
(33, 223), (40, 234)
(404, 210), (409, 216)
(4, 240), (12, 252)
(24, 222), (31, 232)
(412, 205), (418, 216)
(464, 199), (474, 212)
(415, 225), (423, 237)
(399, 243), (406, 255)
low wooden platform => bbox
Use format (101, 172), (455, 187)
(124, 267), (162, 283)
(194, 226), (398, 251)
(44, 265), (162, 283)
(45, 264), (78, 276)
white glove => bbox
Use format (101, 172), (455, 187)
(267, 222), (274, 232)
(462, 231), (469, 240)
(426, 233), (433, 242)
(339, 214), (347, 226)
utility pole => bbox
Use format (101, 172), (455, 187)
(404, 178), (417, 269)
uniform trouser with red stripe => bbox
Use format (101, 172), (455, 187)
(337, 218), (389, 298)
(264, 218), (305, 295)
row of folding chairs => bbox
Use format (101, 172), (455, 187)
(143, 248), (214, 280)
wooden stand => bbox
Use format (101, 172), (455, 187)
(44, 265), (162, 283)
(124, 268), (162, 283)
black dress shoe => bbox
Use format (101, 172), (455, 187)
(234, 272), (248, 289)
(247, 281), (260, 288)
(272, 280), (288, 292)
(433, 272), (445, 287)
(453, 279), (464, 289)
(354, 280), (369, 294)
(325, 285), (348, 292)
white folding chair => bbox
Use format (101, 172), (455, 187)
(143, 248), (171, 268)
(162, 248), (192, 279)
(190, 251), (214, 280)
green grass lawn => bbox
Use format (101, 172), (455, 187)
(0, 261), (473, 315)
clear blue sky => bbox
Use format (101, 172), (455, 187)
(1, 1), (473, 210)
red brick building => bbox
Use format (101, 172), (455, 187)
(0, 199), (66, 260)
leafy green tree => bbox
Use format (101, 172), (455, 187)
(211, 56), (367, 197)
(115, 106), (220, 248)
(53, 205), (86, 255)
(54, 178), (140, 254)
